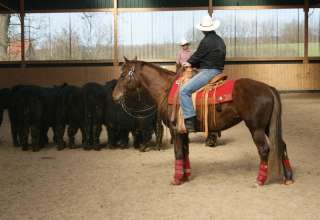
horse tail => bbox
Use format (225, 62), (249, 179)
(267, 87), (284, 180)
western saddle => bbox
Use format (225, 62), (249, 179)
(171, 67), (228, 134)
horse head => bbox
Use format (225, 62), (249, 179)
(112, 56), (143, 103)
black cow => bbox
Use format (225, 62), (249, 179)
(9, 85), (44, 151)
(9, 85), (30, 147)
(124, 87), (164, 151)
(41, 86), (60, 146)
(0, 88), (10, 128)
(82, 82), (106, 150)
(104, 79), (163, 151)
(104, 79), (133, 148)
(55, 84), (86, 150)
(0, 106), (2, 128)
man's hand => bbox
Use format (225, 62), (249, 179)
(182, 62), (191, 67)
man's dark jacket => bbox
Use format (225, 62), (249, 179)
(187, 31), (226, 70)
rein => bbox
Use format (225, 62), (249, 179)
(120, 66), (157, 119)
(119, 64), (175, 120)
(120, 97), (157, 119)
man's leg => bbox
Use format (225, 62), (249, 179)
(180, 69), (221, 132)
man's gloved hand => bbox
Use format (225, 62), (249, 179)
(182, 62), (191, 67)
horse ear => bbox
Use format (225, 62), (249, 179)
(123, 56), (129, 63)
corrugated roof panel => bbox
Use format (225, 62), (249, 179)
(310, 0), (320, 6)
(0, 0), (19, 12)
(118, 0), (208, 8)
(0, 0), (307, 12)
(214, 0), (304, 6)
(118, 0), (304, 8)
(24, 0), (113, 11)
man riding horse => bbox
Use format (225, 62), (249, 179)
(112, 14), (293, 186)
(181, 15), (226, 132)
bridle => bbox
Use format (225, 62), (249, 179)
(119, 65), (157, 119)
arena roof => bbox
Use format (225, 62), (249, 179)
(0, 0), (314, 13)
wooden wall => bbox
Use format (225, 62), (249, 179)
(158, 63), (320, 91)
(0, 63), (320, 91)
(0, 66), (120, 88)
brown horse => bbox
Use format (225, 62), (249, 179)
(112, 58), (293, 186)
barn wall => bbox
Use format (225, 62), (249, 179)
(162, 63), (320, 91)
(0, 66), (121, 87)
(0, 63), (319, 90)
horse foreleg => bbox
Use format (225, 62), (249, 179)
(252, 129), (270, 185)
(172, 132), (187, 185)
(182, 134), (190, 180)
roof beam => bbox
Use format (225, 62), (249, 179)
(209, 0), (213, 16)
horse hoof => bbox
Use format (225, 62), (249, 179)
(171, 176), (189, 185)
(182, 176), (189, 182)
(171, 179), (183, 185)
(283, 179), (294, 185)
(205, 140), (217, 147)
(256, 180), (265, 186)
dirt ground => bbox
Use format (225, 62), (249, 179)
(0, 93), (320, 220)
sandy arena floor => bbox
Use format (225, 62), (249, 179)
(0, 93), (320, 220)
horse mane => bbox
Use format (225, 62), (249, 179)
(137, 60), (176, 77)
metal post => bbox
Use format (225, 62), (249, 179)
(113, 0), (119, 66)
(20, 0), (25, 67)
(304, 0), (309, 64)
(209, 0), (213, 17)
(69, 14), (72, 59)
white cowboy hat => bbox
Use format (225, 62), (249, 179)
(180, 38), (190, 46)
(196, 15), (220, 32)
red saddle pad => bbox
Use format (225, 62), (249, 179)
(168, 77), (235, 105)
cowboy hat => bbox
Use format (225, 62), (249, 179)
(196, 15), (220, 32)
(180, 38), (190, 46)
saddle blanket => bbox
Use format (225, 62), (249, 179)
(168, 77), (236, 105)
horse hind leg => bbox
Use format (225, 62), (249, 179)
(205, 132), (218, 147)
(252, 129), (270, 185)
(280, 139), (294, 185)
(155, 120), (164, 150)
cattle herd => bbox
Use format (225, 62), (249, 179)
(0, 79), (163, 152)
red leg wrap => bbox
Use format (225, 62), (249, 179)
(184, 156), (191, 178)
(257, 162), (268, 185)
(173, 160), (184, 185)
(283, 159), (292, 171)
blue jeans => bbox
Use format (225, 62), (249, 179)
(180, 68), (221, 119)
